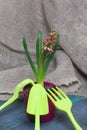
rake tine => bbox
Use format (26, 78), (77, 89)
(46, 90), (55, 103)
(56, 87), (68, 98)
(48, 89), (58, 101)
(52, 88), (63, 99)
(47, 89), (58, 101)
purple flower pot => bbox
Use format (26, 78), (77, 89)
(23, 81), (56, 123)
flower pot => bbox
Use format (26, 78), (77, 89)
(23, 81), (56, 123)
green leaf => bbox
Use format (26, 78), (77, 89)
(23, 37), (38, 80)
(40, 34), (60, 82)
(36, 31), (42, 70)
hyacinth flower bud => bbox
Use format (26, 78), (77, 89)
(52, 39), (56, 44)
(48, 40), (53, 45)
(53, 35), (57, 40)
(43, 40), (47, 45)
(49, 32), (53, 37)
(49, 49), (54, 54)
(47, 37), (51, 42)
(43, 47), (47, 52)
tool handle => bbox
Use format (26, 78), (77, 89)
(67, 111), (83, 130)
(0, 96), (16, 111)
(35, 115), (40, 130)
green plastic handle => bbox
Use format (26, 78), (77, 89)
(67, 111), (83, 130)
(35, 115), (40, 130)
(0, 79), (34, 111)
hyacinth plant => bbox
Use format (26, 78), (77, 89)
(23, 30), (59, 86)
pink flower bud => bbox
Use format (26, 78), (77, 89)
(53, 35), (57, 39)
(49, 32), (53, 37)
(43, 40), (47, 45)
(49, 49), (54, 54)
(52, 39), (56, 44)
(47, 37), (51, 42)
(43, 47), (47, 51)
(48, 40), (53, 44)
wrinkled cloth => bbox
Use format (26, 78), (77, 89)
(43, 0), (87, 75)
(0, 0), (87, 100)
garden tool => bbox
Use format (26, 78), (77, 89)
(46, 87), (83, 130)
(0, 79), (34, 111)
(27, 84), (49, 130)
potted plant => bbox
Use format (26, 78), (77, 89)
(22, 30), (60, 122)
(0, 30), (59, 124)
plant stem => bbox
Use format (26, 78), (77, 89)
(37, 51), (47, 84)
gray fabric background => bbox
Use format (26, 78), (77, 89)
(0, 0), (87, 100)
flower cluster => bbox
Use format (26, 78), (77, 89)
(43, 30), (57, 54)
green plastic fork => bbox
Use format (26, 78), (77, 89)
(46, 87), (83, 130)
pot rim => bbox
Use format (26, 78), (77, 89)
(23, 81), (56, 94)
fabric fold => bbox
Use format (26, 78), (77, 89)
(46, 50), (81, 93)
(43, 0), (87, 75)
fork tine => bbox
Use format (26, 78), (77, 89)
(52, 88), (63, 99)
(46, 90), (56, 103)
(56, 87), (68, 98)
(47, 89), (58, 101)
